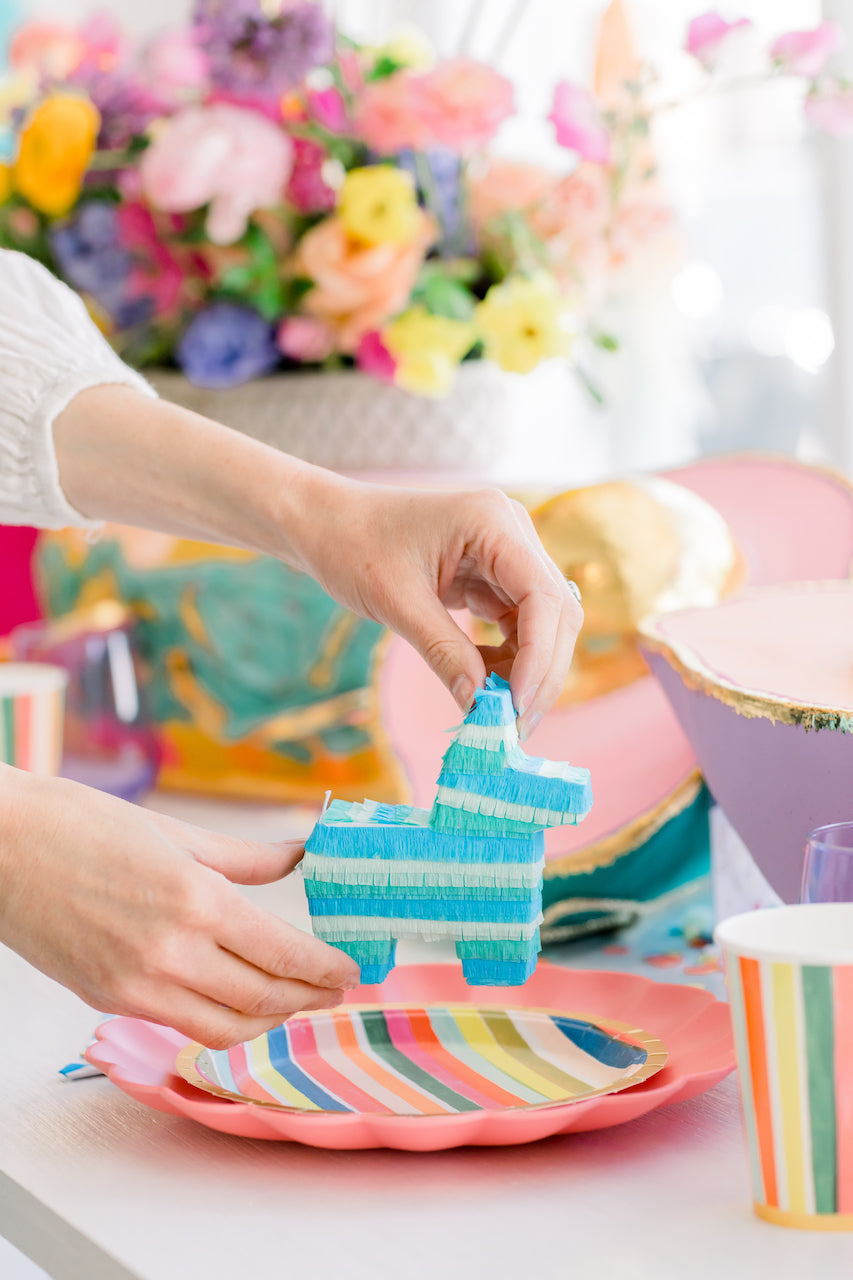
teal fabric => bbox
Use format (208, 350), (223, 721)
(542, 784), (711, 916)
(37, 540), (385, 757)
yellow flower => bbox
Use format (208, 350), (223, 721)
(13, 93), (100, 217)
(383, 306), (475, 396)
(475, 275), (574, 375)
(0, 163), (11, 205)
(339, 166), (420, 246)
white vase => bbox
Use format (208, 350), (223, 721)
(148, 360), (611, 485)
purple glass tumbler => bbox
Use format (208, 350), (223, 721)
(10, 602), (162, 801)
(801, 822), (853, 903)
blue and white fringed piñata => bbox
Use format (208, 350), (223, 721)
(303, 675), (592, 986)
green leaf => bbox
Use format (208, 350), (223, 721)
(367, 54), (406, 82)
(413, 273), (476, 320)
(591, 331), (620, 352)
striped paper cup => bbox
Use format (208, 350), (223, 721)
(0, 663), (67, 774)
(716, 904), (853, 1230)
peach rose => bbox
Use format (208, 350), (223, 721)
(291, 210), (436, 353)
(468, 159), (556, 231)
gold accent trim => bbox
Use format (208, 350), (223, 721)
(639, 581), (853, 731)
(754, 1203), (853, 1232)
(175, 1005), (668, 1115)
(544, 769), (704, 878)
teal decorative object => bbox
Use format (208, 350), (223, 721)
(304, 676), (592, 985)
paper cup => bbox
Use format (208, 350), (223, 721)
(0, 663), (67, 775)
(716, 904), (853, 1230)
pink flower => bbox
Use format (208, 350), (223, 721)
(139, 103), (293, 245)
(417, 58), (514, 153)
(469, 159), (556, 229)
(355, 74), (432, 154)
(804, 81), (853, 135)
(9, 22), (86, 78)
(307, 86), (348, 133)
(286, 137), (336, 213)
(770, 22), (844, 78)
(290, 210), (435, 352)
(685, 13), (752, 70)
(140, 28), (209, 96)
(357, 58), (513, 156)
(277, 315), (337, 363)
(116, 203), (187, 317)
(549, 82), (611, 165)
(356, 331), (397, 384)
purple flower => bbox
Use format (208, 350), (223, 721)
(70, 67), (166, 149)
(193, 0), (334, 98)
(177, 303), (280, 388)
(50, 202), (151, 329)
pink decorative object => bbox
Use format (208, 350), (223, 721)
(548, 82), (611, 165)
(86, 964), (734, 1149)
(685, 12), (752, 70)
(770, 21), (843, 78)
(356, 330), (397, 383)
(0, 528), (41, 637)
(277, 315), (336, 363)
(139, 103), (293, 245)
(381, 457), (853, 892)
(290, 211), (435, 352)
(805, 81), (853, 135)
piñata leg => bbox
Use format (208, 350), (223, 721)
(326, 938), (397, 985)
(455, 933), (540, 986)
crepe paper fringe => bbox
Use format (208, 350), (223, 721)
(306, 812), (545, 863)
(304, 674), (591, 986)
(437, 767), (593, 814)
(301, 853), (544, 889)
(307, 894), (543, 923)
(431, 792), (584, 834)
(311, 915), (542, 941)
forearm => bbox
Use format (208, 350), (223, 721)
(53, 384), (352, 570)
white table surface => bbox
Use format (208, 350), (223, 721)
(2, 794), (852, 1280)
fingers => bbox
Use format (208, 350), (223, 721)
(189, 945), (347, 1020)
(139, 985), (318, 1052)
(217, 895), (361, 990)
(145, 809), (306, 885)
(390, 589), (487, 713)
(194, 836), (306, 885)
(496, 500), (583, 736)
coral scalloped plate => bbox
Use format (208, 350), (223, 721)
(86, 964), (734, 1150)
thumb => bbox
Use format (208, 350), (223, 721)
(394, 589), (487, 712)
(193, 836), (306, 885)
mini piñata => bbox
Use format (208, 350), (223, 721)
(303, 675), (592, 985)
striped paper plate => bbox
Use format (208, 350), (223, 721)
(86, 965), (735, 1148)
(176, 1004), (667, 1117)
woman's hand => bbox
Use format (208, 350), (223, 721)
(294, 481), (583, 740)
(55, 386), (581, 735)
(0, 765), (359, 1048)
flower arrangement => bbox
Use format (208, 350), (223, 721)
(0, 3), (849, 396)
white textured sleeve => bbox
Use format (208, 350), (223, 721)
(0, 249), (156, 530)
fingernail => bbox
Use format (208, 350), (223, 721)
(451, 674), (475, 713)
(341, 973), (361, 990)
(320, 990), (345, 1009)
(517, 686), (538, 717)
(519, 710), (543, 743)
